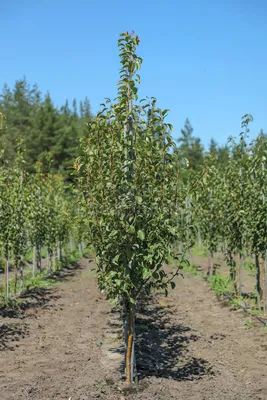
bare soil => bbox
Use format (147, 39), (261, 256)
(1, 258), (267, 399)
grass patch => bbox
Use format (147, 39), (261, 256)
(207, 273), (233, 295)
(182, 263), (201, 276)
(192, 244), (208, 257)
(242, 257), (256, 276)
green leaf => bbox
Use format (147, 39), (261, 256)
(136, 196), (142, 204)
(137, 230), (145, 241)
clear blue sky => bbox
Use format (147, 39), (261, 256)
(1, 0), (267, 148)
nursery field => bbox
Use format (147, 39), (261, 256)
(1, 257), (267, 400)
(2, 31), (267, 399)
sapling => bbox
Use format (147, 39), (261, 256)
(77, 31), (184, 384)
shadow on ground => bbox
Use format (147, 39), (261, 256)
(49, 261), (84, 282)
(135, 297), (214, 381)
(0, 261), (86, 319)
(0, 322), (29, 351)
(0, 287), (60, 320)
(108, 296), (214, 384)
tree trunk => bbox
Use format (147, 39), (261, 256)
(53, 250), (56, 271)
(37, 245), (41, 273)
(19, 259), (24, 295)
(228, 252), (237, 291)
(264, 250), (267, 316)
(188, 247), (191, 266)
(14, 260), (18, 295)
(255, 254), (262, 310)
(57, 242), (61, 262)
(4, 251), (9, 301)
(125, 302), (136, 385)
(32, 246), (36, 278)
(209, 250), (214, 277)
(260, 256), (266, 315)
(47, 249), (54, 275)
(237, 252), (242, 297)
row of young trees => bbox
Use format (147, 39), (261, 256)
(183, 115), (267, 315)
(0, 138), (84, 300)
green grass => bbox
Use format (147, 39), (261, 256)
(207, 273), (233, 295)
(191, 244), (208, 257)
(241, 257), (256, 275)
(182, 263), (201, 276)
(24, 274), (56, 290)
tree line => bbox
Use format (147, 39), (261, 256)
(2, 77), (266, 182)
(0, 77), (92, 180)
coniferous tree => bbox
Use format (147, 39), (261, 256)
(177, 118), (204, 171)
(0, 77), (93, 180)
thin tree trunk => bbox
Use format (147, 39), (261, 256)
(264, 249), (267, 316)
(37, 245), (41, 273)
(260, 256), (266, 315)
(57, 242), (61, 262)
(130, 304), (137, 384)
(5, 251), (9, 301)
(53, 250), (56, 271)
(123, 299), (129, 377)
(19, 259), (24, 294)
(126, 330), (133, 384)
(229, 251), (236, 286)
(237, 252), (243, 297)
(255, 254), (262, 310)
(14, 260), (18, 295)
(209, 250), (214, 277)
(125, 302), (136, 385)
(4, 253), (7, 300)
(188, 247), (191, 266)
(47, 248), (50, 273)
(47, 249), (53, 275)
(32, 246), (36, 278)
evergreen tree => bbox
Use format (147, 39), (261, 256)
(209, 138), (218, 155)
(0, 77), (93, 180)
(177, 118), (204, 170)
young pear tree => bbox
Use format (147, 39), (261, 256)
(77, 32), (184, 384)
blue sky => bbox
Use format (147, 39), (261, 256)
(1, 0), (267, 148)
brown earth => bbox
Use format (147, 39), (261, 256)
(1, 258), (267, 400)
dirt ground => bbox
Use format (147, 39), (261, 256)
(1, 258), (267, 400)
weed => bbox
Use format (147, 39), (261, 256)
(182, 263), (201, 276)
(208, 274), (233, 295)
(244, 319), (254, 329)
